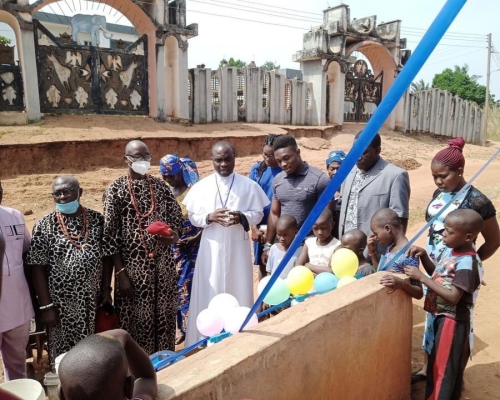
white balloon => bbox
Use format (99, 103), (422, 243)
(223, 306), (258, 334)
(208, 293), (240, 318)
(196, 308), (224, 337)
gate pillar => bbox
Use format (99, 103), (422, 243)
(19, 29), (43, 122)
(156, 34), (190, 120)
(326, 60), (345, 126)
(0, 9), (42, 123)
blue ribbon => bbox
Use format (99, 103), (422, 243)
(240, 0), (469, 332)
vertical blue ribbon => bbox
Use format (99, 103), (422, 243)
(240, 0), (469, 331)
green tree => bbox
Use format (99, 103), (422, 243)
(261, 61), (280, 71)
(432, 64), (493, 108)
(219, 57), (246, 68)
(0, 36), (11, 46)
(410, 79), (430, 93)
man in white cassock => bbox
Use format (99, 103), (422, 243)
(183, 141), (270, 346)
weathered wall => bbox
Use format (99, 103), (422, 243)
(403, 88), (483, 144)
(157, 273), (412, 400)
(190, 66), (314, 126)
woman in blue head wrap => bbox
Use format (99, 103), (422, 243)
(160, 154), (201, 344)
(326, 150), (346, 179)
(326, 150), (346, 238)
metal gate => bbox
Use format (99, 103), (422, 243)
(344, 60), (383, 123)
(33, 20), (148, 115)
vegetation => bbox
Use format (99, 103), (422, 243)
(261, 61), (280, 71)
(219, 58), (247, 68)
(410, 79), (430, 93)
(0, 36), (11, 46)
(432, 64), (496, 108)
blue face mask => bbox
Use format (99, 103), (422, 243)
(56, 198), (80, 214)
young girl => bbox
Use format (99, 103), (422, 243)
(297, 209), (341, 274)
(266, 215), (302, 279)
(369, 208), (423, 300)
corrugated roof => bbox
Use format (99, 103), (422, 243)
(34, 11), (139, 36)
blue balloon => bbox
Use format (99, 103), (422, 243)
(314, 272), (339, 292)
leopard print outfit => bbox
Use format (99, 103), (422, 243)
(102, 175), (182, 355)
(26, 208), (104, 360)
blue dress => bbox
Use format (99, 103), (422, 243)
(249, 162), (282, 264)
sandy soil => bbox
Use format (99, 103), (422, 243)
(1, 116), (500, 398)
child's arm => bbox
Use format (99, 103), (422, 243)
(305, 263), (332, 274)
(100, 329), (157, 400)
(407, 246), (435, 275)
(380, 274), (423, 299)
(367, 234), (379, 270)
(404, 267), (464, 305)
(296, 244), (309, 266)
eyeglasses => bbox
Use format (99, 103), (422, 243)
(52, 187), (78, 198)
(262, 153), (275, 160)
(125, 154), (152, 162)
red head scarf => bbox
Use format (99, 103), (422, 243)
(432, 137), (465, 170)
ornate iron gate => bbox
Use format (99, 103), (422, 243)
(33, 20), (148, 115)
(344, 60), (383, 123)
(0, 44), (24, 112)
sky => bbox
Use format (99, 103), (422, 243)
(1, 0), (499, 98)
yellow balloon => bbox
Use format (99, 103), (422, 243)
(331, 248), (358, 278)
(337, 276), (357, 288)
(286, 266), (314, 296)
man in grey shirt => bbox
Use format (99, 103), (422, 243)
(263, 136), (332, 263)
(339, 132), (411, 238)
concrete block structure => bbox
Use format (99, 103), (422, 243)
(403, 88), (483, 144)
(157, 273), (412, 400)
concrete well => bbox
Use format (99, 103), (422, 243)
(157, 272), (412, 400)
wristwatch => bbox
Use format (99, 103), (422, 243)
(205, 213), (212, 225)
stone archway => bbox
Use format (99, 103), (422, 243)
(294, 3), (408, 129)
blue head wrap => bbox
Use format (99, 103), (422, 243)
(326, 150), (346, 168)
(160, 154), (200, 187)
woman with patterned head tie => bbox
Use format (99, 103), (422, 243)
(411, 137), (500, 382)
(249, 134), (282, 278)
(160, 155), (201, 345)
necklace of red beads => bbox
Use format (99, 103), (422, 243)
(56, 206), (89, 249)
(127, 173), (159, 258)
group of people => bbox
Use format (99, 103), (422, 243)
(0, 132), (499, 400)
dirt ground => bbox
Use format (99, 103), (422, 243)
(1, 116), (500, 398)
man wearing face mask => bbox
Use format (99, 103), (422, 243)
(183, 141), (270, 346)
(26, 176), (113, 361)
(102, 140), (183, 355)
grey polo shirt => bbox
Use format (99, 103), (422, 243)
(273, 163), (330, 228)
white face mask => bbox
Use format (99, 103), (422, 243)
(131, 161), (150, 175)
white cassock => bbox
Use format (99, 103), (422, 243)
(183, 172), (270, 346)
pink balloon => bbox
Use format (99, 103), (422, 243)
(196, 308), (224, 337)
(223, 306), (258, 334)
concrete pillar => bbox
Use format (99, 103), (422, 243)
(220, 67), (238, 122)
(19, 27), (43, 122)
(192, 68), (211, 124)
(245, 67), (263, 123)
(300, 60), (326, 125)
(269, 71), (285, 124)
(326, 61), (345, 126)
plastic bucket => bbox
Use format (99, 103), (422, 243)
(0, 379), (45, 400)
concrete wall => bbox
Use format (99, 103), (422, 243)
(157, 273), (412, 400)
(190, 66), (314, 126)
(403, 88), (483, 144)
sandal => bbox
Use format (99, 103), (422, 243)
(411, 369), (427, 384)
